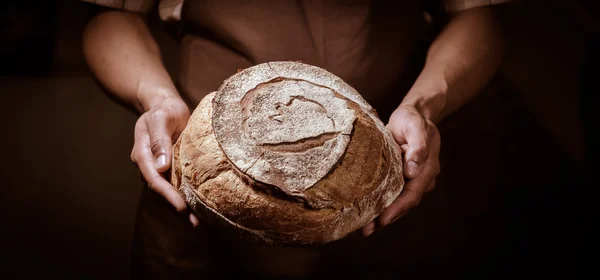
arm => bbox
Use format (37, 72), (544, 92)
(363, 7), (505, 236)
(82, 11), (178, 113)
(82, 11), (197, 225)
(401, 6), (504, 124)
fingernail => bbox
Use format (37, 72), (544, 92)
(189, 213), (199, 228)
(156, 154), (167, 169)
(406, 161), (419, 177)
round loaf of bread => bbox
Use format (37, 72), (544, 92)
(171, 61), (404, 246)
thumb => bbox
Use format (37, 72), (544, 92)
(147, 113), (174, 173)
(401, 120), (431, 179)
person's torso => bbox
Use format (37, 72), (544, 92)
(177, 0), (432, 120)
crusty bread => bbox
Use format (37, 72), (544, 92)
(171, 61), (404, 246)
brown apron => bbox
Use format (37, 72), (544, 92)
(129, 1), (564, 279)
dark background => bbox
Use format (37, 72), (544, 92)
(0, 0), (598, 278)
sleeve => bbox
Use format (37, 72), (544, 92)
(81, 0), (183, 21)
(80, 0), (155, 13)
(441, 0), (515, 12)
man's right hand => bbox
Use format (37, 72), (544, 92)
(82, 11), (199, 225)
(130, 96), (199, 226)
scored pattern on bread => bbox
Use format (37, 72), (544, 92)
(171, 61), (404, 245)
(213, 65), (356, 196)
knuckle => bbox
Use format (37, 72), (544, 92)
(414, 142), (428, 153)
(415, 143), (429, 154)
(411, 145), (430, 162)
(152, 108), (177, 125)
(150, 108), (168, 120)
(408, 118), (425, 132)
(150, 138), (166, 154)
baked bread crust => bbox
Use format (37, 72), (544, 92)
(172, 61), (404, 246)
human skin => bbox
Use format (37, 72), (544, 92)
(81, 6), (504, 235)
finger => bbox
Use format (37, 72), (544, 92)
(134, 125), (188, 214)
(189, 212), (200, 228)
(137, 144), (188, 213)
(378, 133), (441, 226)
(378, 183), (422, 227)
(147, 109), (175, 173)
(361, 221), (376, 237)
(383, 179), (436, 226)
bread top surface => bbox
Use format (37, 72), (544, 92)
(212, 62), (383, 197)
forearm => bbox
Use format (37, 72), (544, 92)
(82, 11), (178, 114)
(401, 7), (504, 123)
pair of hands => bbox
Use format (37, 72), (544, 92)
(131, 96), (441, 235)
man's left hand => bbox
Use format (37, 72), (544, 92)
(361, 104), (441, 237)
